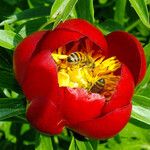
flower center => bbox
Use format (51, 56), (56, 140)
(52, 45), (121, 100)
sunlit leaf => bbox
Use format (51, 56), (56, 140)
(75, 139), (94, 150)
(133, 94), (150, 108)
(69, 137), (76, 150)
(36, 134), (53, 150)
(129, 0), (150, 28)
(0, 30), (22, 49)
(50, 0), (78, 28)
(132, 105), (150, 126)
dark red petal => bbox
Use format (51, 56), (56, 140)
(102, 64), (134, 114)
(13, 31), (47, 84)
(106, 31), (146, 85)
(22, 50), (58, 102)
(56, 19), (108, 56)
(37, 29), (84, 52)
(59, 87), (105, 125)
(69, 104), (132, 139)
(27, 97), (64, 135)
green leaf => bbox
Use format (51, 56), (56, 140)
(0, 7), (51, 26)
(75, 0), (94, 23)
(0, 49), (13, 71)
(50, 0), (78, 28)
(125, 20), (141, 32)
(145, 0), (150, 4)
(136, 21), (150, 37)
(0, 70), (22, 93)
(0, 30), (22, 50)
(27, 0), (53, 8)
(4, 23), (14, 31)
(17, 17), (47, 36)
(97, 19), (124, 35)
(75, 139), (94, 150)
(69, 137), (76, 150)
(99, 122), (150, 150)
(144, 43), (150, 63)
(50, 0), (70, 19)
(136, 64), (150, 93)
(36, 134), (53, 150)
(130, 118), (150, 129)
(3, 115), (27, 123)
(114, 0), (127, 25)
(0, 98), (26, 120)
(133, 94), (150, 108)
(132, 105), (150, 126)
(89, 139), (99, 150)
(129, 0), (150, 28)
(3, 0), (18, 5)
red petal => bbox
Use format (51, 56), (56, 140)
(57, 19), (108, 56)
(22, 50), (58, 102)
(13, 31), (47, 84)
(102, 64), (134, 114)
(106, 31), (146, 85)
(27, 96), (64, 135)
(69, 104), (132, 139)
(59, 87), (105, 125)
(37, 29), (84, 52)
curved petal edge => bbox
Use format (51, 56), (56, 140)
(106, 31), (146, 85)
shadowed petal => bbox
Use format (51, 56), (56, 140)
(37, 29), (84, 52)
(57, 19), (108, 56)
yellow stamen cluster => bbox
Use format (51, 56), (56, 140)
(52, 47), (121, 100)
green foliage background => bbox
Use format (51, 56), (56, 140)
(0, 0), (150, 149)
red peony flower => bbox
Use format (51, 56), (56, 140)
(13, 19), (146, 139)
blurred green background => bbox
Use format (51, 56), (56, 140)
(0, 0), (150, 149)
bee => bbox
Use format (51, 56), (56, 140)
(90, 78), (105, 93)
(67, 52), (92, 66)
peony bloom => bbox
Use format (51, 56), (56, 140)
(13, 19), (146, 139)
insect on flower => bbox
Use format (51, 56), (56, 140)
(13, 19), (146, 139)
(90, 78), (105, 93)
(67, 52), (93, 66)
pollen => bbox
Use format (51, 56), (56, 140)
(52, 45), (121, 100)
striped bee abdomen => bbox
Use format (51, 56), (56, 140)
(67, 52), (87, 64)
(90, 78), (105, 93)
